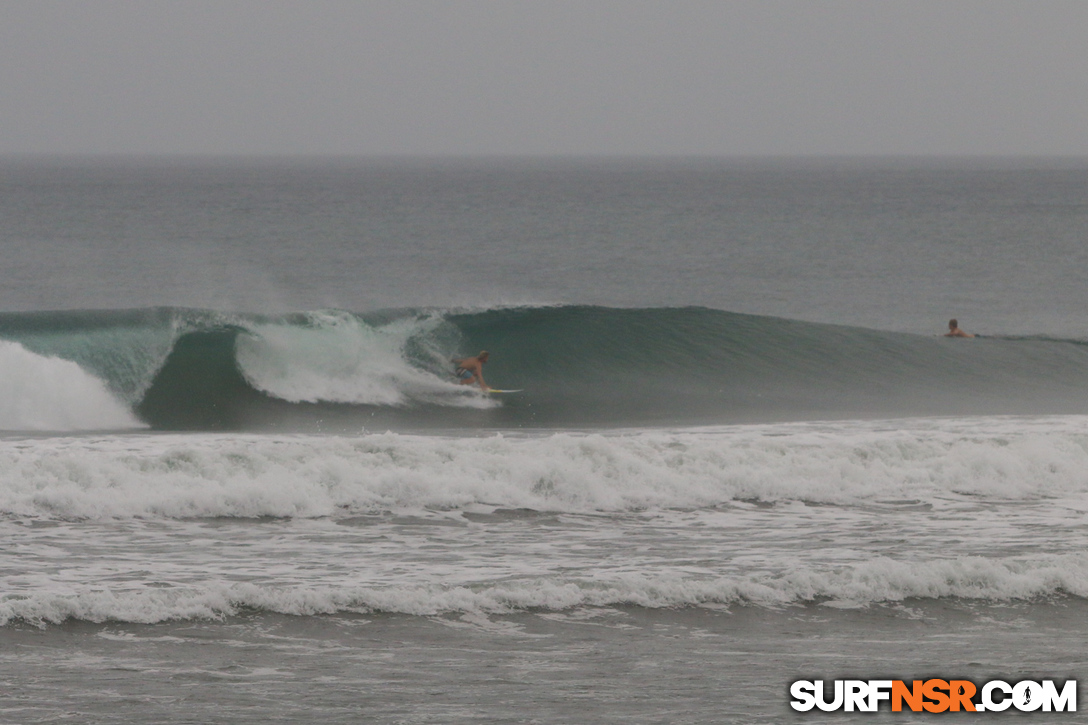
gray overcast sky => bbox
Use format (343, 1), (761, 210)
(1, 0), (1086, 156)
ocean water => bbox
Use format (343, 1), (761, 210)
(2, 157), (1088, 723)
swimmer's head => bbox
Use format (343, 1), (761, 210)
(948, 319), (958, 329)
(479, 350), (490, 361)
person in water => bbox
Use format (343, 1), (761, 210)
(944, 319), (974, 338)
(453, 350), (490, 390)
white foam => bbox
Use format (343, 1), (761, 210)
(3, 415), (1088, 519)
(4, 552), (1087, 626)
(234, 311), (493, 408)
(0, 341), (143, 431)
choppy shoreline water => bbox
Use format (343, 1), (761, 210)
(5, 601), (1086, 723)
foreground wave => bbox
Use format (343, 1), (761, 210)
(4, 554), (1086, 626)
(2, 305), (1088, 431)
(3, 416), (1087, 519)
(5, 416), (1087, 627)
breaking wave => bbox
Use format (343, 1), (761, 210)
(2, 304), (1088, 430)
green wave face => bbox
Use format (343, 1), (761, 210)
(450, 305), (1088, 425)
(2, 305), (1088, 431)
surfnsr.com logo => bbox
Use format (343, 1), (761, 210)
(790, 679), (1077, 713)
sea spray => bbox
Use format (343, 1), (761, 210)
(234, 310), (490, 407)
(0, 340), (141, 431)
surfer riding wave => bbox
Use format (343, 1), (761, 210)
(453, 350), (490, 391)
